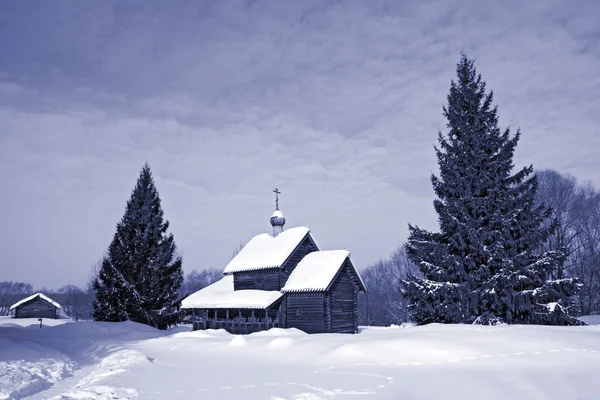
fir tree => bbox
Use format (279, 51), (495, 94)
(402, 53), (582, 325)
(93, 163), (184, 329)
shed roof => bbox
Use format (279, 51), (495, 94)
(10, 293), (62, 310)
(180, 275), (283, 310)
(223, 226), (311, 274)
(282, 250), (366, 293)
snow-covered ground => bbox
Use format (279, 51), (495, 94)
(1, 317), (599, 399)
(0, 316), (71, 328)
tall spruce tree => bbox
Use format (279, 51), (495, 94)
(401, 54), (582, 326)
(93, 163), (184, 329)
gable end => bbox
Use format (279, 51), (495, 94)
(325, 258), (366, 293)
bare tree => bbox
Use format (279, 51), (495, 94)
(231, 241), (247, 260)
(536, 170), (600, 315)
(179, 268), (223, 297)
(0, 281), (33, 316)
(358, 245), (420, 326)
(87, 258), (103, 296)
(571, 185), (600, 314)
(536, 170), (580, 279)
(178, 241), (244, 303)
(56, 284), (94, 321)
(389, 246), (421, 281)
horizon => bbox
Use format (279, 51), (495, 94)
(1, 0), (599, 289)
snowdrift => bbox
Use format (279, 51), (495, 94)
(1, 317), (599, 399)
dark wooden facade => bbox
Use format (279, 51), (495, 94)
(14, 296), (59, 319)
(285, 259), (362, 334)
(327, 259), (360, 333)
(286, 293), (326, 333)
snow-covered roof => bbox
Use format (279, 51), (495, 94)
(223, 226), (310, 274)
(181, 275), (283, 310)
(282, 250), (365, 293)
(9, 293), (61, 310)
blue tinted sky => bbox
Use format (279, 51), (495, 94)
(1, 0), (599, 289)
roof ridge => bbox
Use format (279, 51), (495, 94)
(10, 292), (62, 310)
(223, 226), (311, 274)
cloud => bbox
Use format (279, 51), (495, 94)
(0, 0), (598, 288)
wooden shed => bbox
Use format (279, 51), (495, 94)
(10, 293), (62, 319)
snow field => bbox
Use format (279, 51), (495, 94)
(1, 318), (599, 399)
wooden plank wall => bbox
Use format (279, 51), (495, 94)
(286, 293), (325, 333)
(234, 268), (281, 291)
(328, 261), (359, 333)
(325, 294), (332, 332)
(15, 297), (58, 319)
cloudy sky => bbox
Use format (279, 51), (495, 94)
(0, 0), (598, 289)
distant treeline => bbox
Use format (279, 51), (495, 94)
(0, 269), (223, 321)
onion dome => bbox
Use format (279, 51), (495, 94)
(270, 209), (286, 228)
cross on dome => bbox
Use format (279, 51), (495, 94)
(270, 188), (285, 236)
(273, 188), (281, 210)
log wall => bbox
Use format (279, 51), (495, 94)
(14, 297), (58, 319)
(279, 297), (287, 328)
(328, 260), (359, 333)
(286, 293), (325, 334)
(234, 268), (281, 291)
